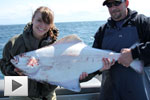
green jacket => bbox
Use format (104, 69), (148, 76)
(0, 23), (59, 98)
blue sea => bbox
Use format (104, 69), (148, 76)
(0, 21), (105, 79)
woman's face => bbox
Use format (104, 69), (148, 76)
(32, 11), (51, 40)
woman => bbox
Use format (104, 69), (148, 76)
(0, 6), (59, 100)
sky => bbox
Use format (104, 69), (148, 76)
(0, 0), (150, 25)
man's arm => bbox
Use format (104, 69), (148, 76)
(118, 42), (150, 67)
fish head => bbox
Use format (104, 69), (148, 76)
(11, 53), (40, 75)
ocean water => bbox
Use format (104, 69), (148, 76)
(0, 21), (105, 79)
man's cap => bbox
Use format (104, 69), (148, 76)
(103, 0), (125, 6)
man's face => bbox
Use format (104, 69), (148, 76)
(106, 0), (127, 21)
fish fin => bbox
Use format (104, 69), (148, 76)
(49, 79), (81, 92)
(130, 59), (144, 73)
(53, 34), (82, 45)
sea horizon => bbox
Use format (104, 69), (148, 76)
(0, 20), (106, 26)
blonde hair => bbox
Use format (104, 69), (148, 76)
(32, 6), (59, 42)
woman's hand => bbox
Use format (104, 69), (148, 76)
(14, 68), (25, 76)
(100, 58), (115, 71)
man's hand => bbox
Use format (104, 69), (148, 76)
(79, 58), (115, 81)
(118, 48), (133, 67)
(79, 72), (88, 80)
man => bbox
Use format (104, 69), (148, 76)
(92, 0), (150, 100)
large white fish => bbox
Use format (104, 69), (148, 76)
(10, 34), (143, 92)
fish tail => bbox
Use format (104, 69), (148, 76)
(130, 59), (144, 74)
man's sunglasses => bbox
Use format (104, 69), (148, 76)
(106, 1), (122, 8)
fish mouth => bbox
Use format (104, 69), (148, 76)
(11, 56), (19, 64)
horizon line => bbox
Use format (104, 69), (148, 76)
(0, 20), (106, 26)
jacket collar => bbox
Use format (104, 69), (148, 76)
(22, 23), (52, 51)
(107, 8), (138, 28)
(22, 23), (40, 51)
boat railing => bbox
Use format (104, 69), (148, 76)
(0, 76), (101, 100)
